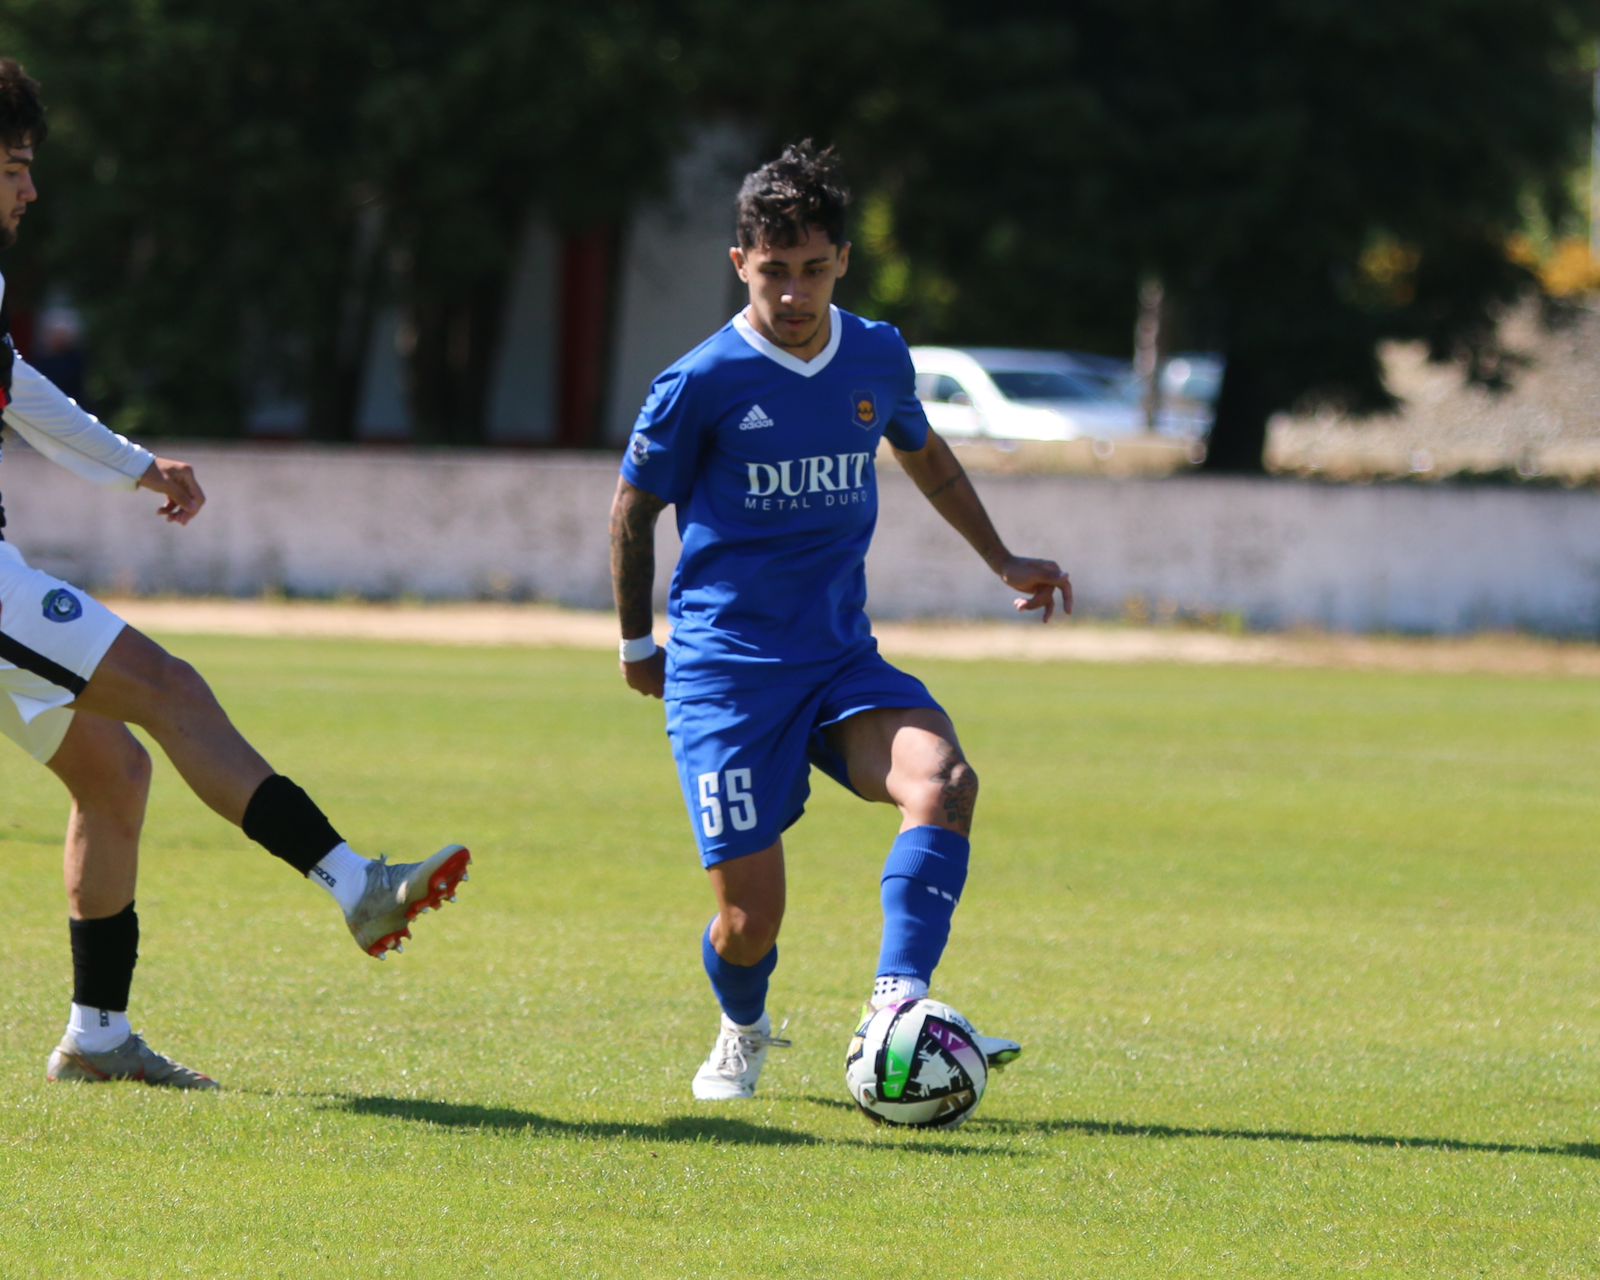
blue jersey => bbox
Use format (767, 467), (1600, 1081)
(621, 305), (931, 695)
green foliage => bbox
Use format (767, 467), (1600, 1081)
(0, 633), (1598, 1276)
(0, 2), (1595, 461)
(0, 1), (687, 439)
(836, 2), (1600, 471)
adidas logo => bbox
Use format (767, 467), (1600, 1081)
(738, 404), (776, 431)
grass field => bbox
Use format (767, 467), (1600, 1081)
(1, 632), (1597, 1278)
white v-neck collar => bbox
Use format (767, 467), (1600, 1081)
(732, 305), (842, 377)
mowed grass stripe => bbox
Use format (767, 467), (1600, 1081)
(0, 635), (1595, 1279)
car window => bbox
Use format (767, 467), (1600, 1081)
(917, 373), (970, 404)
(988, 369), (1106, 403)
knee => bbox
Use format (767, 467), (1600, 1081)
(66, 732), (150, 839)
(99, 732), (153, 813)
(152, 653), (211, 705)
(136, 652), (216, 728)
(948, 758), (978, 808)
(121, 734), (154, 795)
(719, 903), (783, 964)
(905, 756), (978, 831)
(61, 723), (152, 809)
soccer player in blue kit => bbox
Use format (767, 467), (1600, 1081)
(609, 142), (1072, 1100)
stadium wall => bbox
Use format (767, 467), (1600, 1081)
(3, 443), (1597, 637)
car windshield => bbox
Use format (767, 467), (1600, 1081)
(988, 368), (1112, 403)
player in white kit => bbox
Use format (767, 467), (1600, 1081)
(0, 58), (470, 1090)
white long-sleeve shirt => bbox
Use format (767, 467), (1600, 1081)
(0, 272), (153, 491)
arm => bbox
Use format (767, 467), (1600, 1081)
(609, 475), (669, 697)
(6, 355), (152, 486)
(6, 356), (204, 524)
(892, 428), (1072, 621)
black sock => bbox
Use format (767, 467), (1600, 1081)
(242, 774), (344, 876)
(69, 901), (139, 1011)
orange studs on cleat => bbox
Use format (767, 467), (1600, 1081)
(405, 847), (471, 923)
(357, 846), (469, 960)
(366, 926), (412, 958)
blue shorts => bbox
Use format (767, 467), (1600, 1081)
(665, 649), (943, 867)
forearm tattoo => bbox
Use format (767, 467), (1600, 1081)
(610, 487), (667, 638)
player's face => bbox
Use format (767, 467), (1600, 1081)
(0, 141), (37, 249)
(730, 225), (850, 361)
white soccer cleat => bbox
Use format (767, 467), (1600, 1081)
(691, 1012), (792, 1100)
(971, 1030), (1022, 1069)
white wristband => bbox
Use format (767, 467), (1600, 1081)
(619, 634), (658, 663)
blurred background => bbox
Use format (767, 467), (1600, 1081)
(1, 1), (1598, 631)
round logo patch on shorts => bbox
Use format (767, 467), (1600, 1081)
(41, 587), (83, 623)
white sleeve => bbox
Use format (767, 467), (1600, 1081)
(2, 354), (154, 488)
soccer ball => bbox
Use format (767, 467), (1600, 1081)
(844, 997), (988, 1129)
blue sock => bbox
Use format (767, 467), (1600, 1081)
(876, 826), (971, 983)
(701, 920), (777, 1026)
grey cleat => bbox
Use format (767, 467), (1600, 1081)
(46, 1032), (219, 1090)
(345, 844), (471, 957)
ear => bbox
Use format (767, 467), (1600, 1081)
(835, 241), (851, 278)
(729, 245), (748, 282)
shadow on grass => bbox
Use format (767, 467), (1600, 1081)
(317, 1092), (994, 1154)
(978, 1115), (1600, 1162)
(305, 1092), (1596, 1162)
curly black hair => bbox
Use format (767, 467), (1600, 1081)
(0, 58), (46, 150)
(735, 140), (849, 250)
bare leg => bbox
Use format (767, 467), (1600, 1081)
(49, 623), (470, 966)
(692, 840), (790, 1098)
(827, 706), (978, 835)
(705, 840), (787, 964)
(47, 712), (152, 919)
(826, 706), (980, 1015)
(71, 626), (271, 825)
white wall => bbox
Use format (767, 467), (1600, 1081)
(486, 222), (561, 444)
(603, 123), (757, 446)
(340, 125), (750, 448)
(869, 472), (1600, 635)
(2, 441), (1596, 636)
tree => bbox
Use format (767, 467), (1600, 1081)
(0, 0), (689, 441)
(6, 2), (1593, 458)
(835, 1), (1600, 472)
(0, 3), (382, 436)
(353, 1), (687, 442)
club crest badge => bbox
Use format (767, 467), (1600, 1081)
(42, 588), (83, 623)
(851, 391), (878, 430)
(629, 432), (650, 465)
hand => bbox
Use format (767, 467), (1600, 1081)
(1000, 555), (1072, 622)
(137, 457), (206, 525)
(620, 649), (666, 698)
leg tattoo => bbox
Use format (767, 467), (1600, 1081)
(936, 756), (978, 833)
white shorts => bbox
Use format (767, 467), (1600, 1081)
(0, 541), (125, 762)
